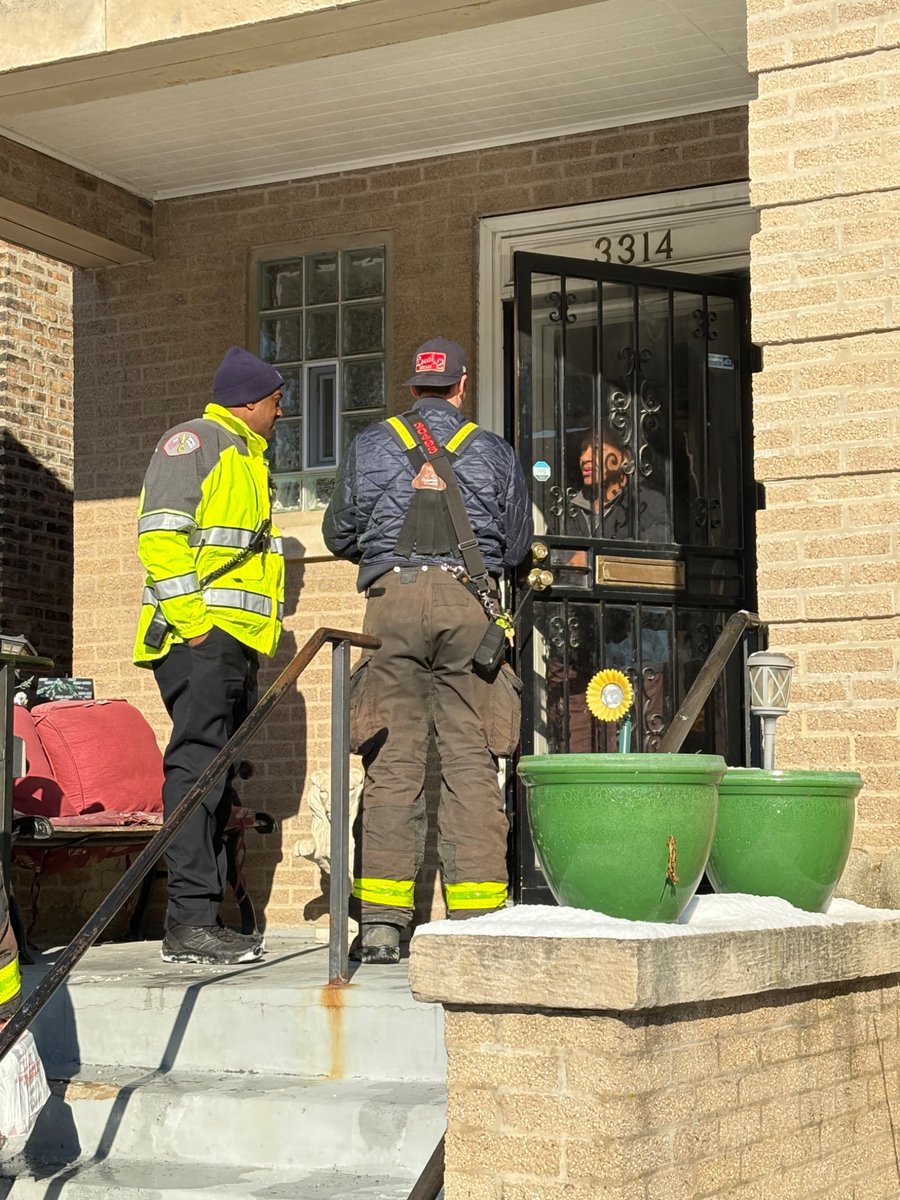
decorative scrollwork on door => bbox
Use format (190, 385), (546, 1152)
(608, 388), (633, 447)
(547, 485), (566, 520)
(642, 667), (667, 752)
(548, 613), (567, 650)
(637, 369), (661, 480)
(548, 292), (578, 324)
(565, 486), (582, 520)
(692, 308), (719, 341)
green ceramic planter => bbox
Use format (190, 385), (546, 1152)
(517, 753), (726, 922)
(707, 768), (862, 913)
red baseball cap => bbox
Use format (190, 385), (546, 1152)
(403, 337), (468, 387)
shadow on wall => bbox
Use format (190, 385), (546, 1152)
(0, 432), (74, 672)
(225, 543), (308, 932)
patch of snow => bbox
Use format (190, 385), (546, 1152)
(413, 894), (900, 941)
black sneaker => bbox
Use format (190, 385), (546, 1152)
(217, 924), (266, 954)
(350, 923), (401, 965)
(161, 923), (262, 965)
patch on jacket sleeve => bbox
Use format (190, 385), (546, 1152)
(162, 430), (202, 457)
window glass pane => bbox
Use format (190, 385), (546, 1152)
(342, 410), (383, 455)
(306, 252), (339, 305)
(306, 307), (338, 359)
(342, 247), (385, 300)
(270, 418), (303, 472)
(342, 358), (385, 410)
(308, 365), (337, 468)
(278, 367), (302, 416)
(260, 259), (303, 310)
(342, 304), (384, 355)
(260, 315), (302, 363)
(273, 475), (303, 512)
(311, 475), (336, 510)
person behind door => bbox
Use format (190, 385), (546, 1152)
(571, 432), (668, 541)
(323, 337), (532, 963)
(552, 430), (669, 751)
(133, 347), (285, 965)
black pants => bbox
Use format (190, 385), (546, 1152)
(153, 626), (258, 927)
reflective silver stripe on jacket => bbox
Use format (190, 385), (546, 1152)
(139, 511), (197, 535)
(202, 588), (273, 617)
(270, 536), (283, 555)
(142, 587), (156, 606)
(277, 602), (284, 622)
(154, 572), (201, 599)
(188, 526), (256, 549)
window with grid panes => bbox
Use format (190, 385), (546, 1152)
(256, 246), (387, 511)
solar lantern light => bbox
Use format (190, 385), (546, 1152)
(0, 634), (36, 658)
(747, 650), (794, 770)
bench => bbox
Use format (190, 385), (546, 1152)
(10, 699), (276, 954)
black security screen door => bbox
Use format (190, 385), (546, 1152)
(511, 251), (756, 903)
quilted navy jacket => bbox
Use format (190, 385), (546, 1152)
(323, 395), (533, 591)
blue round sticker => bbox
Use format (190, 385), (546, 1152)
(532, 460), (551, 483)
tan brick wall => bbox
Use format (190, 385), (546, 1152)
(41, 108), (749, 941)
(0, 135), (153, 264)
(0, 239), (74, 666)
(442, 977), (900, 1198)
(749, 0), (900, 849)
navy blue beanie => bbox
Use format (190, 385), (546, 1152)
(213, 347), (284, 408)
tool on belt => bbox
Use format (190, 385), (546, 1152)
(384, 412), (513, 676)
(143, 518), (272, 649)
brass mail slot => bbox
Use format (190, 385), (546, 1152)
(596, 555), (685, 590)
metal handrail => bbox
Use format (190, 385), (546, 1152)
(658, 610), (762, 754)
(0, 626), (379, 1064)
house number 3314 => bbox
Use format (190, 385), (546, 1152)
(594, 229), (674, 265)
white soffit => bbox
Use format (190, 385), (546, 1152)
(0, 0), (752, 200)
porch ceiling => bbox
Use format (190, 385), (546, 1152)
(0, 0), (752, 201)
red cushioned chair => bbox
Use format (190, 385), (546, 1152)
(12, 700), (275, 947)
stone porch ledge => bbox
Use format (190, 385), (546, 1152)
(409, 896), (900, 1011)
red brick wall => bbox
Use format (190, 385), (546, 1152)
(0, 241), (74, 667)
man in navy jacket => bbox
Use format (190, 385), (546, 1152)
(323, 338), (532, 962)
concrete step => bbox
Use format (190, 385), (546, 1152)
(24, 936), (445, 1082)
(0, 1159), (441, 1199)
(19, 1069), (445, 1173)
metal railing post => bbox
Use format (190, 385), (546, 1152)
(329, 638), (351, 985)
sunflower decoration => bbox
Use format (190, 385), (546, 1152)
(585, 668), (634, 752)
(586, 669), (633, 723)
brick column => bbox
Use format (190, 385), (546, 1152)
(0, 240), (74, 667)
(747, 3), (900, 852)
(411, 911), (900, 1198)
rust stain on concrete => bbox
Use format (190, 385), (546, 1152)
(320, 982), (350, 1080)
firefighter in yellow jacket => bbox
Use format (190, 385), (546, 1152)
(134, 347), (285, 965)
(0, 877), (21, 1023)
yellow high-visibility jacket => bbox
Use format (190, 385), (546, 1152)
(0, 870), (21, 1021)
(133, 403), (285, 666)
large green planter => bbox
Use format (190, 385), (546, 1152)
(516, 753), (726, 922)
(707, 768), (862, 913)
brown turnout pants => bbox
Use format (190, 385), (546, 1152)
(352, 566), (518, 928)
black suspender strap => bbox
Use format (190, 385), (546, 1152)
(384, 412), (491, 592)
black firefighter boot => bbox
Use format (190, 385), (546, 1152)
(351, 922), (401, 964)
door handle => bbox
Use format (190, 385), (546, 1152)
(531, 540), (549, 563)
(527, 568), (554, 591)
